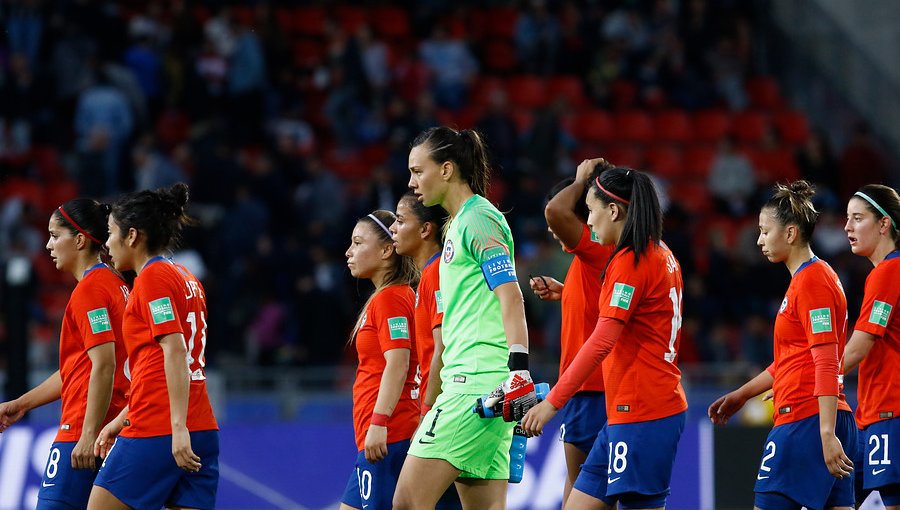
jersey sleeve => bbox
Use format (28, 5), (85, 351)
(422, 271), (443, 330)
(373, 291), (413, 353)
(465, 212), (517, 290)
(70, 285), (118, 350)
(795, 275), (841, 348)
(855, 272), (897, 338)
(140, 269), (185, 341)
(597, 251), (645, 323)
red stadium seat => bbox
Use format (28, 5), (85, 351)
(613, 111), (654, 143)
(743, 146), (800, 184)
(747, 76), (784, 110)
(670, 182), (712, 214)
(772, 111), (810, 145)
(610, 80), (638, 110)
(294, 6), (328, 37)
(0, 178), (42, 209)
(31, 145), (66, 180)
(335, 6), (366, 34)
(484, 7), (518, 39)
(231, 6), (255, 27)
(275, 7), (296, 33)
(505, 76), (547, 109)
(510, 110), (534, 133)
(293, 40), (326, 68)
(604, 146), (642, 169)
(573, 111), (614, 143)
(370, 6), (410, 39)
(483, 40), (518, 74)
(692, 110), (732, 143)
(682, 144), (716, 179)
(645, 146), (683, 180)
(470, 77), (506, 107)
(732, 111), (769, 144)
(42, 180), (80, 214)
(546, 76), (587, 108)
(654, 110), (693, 144)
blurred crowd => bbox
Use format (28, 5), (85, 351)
(0, 0), (895, 382)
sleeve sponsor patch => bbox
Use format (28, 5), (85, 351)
(869, 300), (893, 328)
(87, 308), (112, 334)
(809, 308), (833, 333)
(435, 290), (444, 313)
(610, 283), (635, 310)
(387, 316), (410, 340)
(149, 297), (176, 325)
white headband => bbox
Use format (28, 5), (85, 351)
(367, 214), (393, 237)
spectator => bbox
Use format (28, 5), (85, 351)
(839, 123), (887, 199)
(419, 24), (478, 110)
(708, 135), (757, 217)
(515, 0), (562, 75)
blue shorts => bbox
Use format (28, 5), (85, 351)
(860, 417), (900, 505)
(854, 427), (871, 505)
(559, 392), (607, 454)
(341, 440), (409, 510)
(754, 410), (856, 510)
(94, 430), (220, 510)
(574, 412), (685, 509)
(36, 441), (99, 510)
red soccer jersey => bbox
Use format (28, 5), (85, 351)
(854, 252), (900, 428)
(120, 257), (218, 438)
(560, 225), (613, 393)
(770, 258), (851, 427)
(57, 265), (130, 442)
(352, 284), (419, 451)
(414, 253), (443, 411)
(598, 243), (688, 424)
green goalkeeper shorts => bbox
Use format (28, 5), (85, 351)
(408, 392), (514, 479)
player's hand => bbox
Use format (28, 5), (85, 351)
(762, 391), (774, 402)
(0, 400), (26, 433)
(821, 432), (853, 479)
(364, 425), (388, 463)
(94, 418), (125, 458)
(529, 275), (562, 301)
(707, 390), (749, 426)
(72, 432), (98, 469)
(172, 426), (202, 472)
(521, 400), (558, 437)
(499, 370), (537, 422)
(576, 158), (606, 183)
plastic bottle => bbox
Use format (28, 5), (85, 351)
(508, 383), (549, 483)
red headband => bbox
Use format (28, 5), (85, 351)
(57, 206), (103, 246)
(595, 177), (630, 205)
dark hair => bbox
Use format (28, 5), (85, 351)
(411, 126), (492, 198)
(589, 164), (662, 267)
(110, 182), (195, 254)
(855, 184), (900, 249)
(763, 180), (819, 243)
(399, 191), (447, 247)
(547, 174), (593, 222)
(53, 198), (112, 254)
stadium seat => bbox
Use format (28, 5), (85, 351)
(335, 5), (366, 34)
(231, 6), (255, 27)
(732, 111), (769, 144)
(610, 79), (638, 110)
(510, 110), (534, 133)
(604, 146), (642, 169)
(654, 110), (693, 144)
(746, 76), (784, 110)
(682, 144), (717, 179)
(692, 110), (732, 143)
(573, 110), (614, 143)
(547, 76), (588, 108)
(42, 180), (80, 214)
(469, 76), (506, 107)
(294, 6), (328, 37)
(31, 145), (66, 180)
(483, 40), (518, 74)
(0, 178), (42, 210)
(613, 111), (654, 143)
(743, 146), (800, 184)
(484, 7), (518, 39)
(293, 40), (326, 68)
(370, 6), (410, 39)
(274, 7), (296, 33)
(772, 110), (810, 145)
(645, 146), (683, 180)
(670, 182), (712, 214)
(505, 76), (547, 109)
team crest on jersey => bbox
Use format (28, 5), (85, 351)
(779, 296), (788, 313)
(443, 240), (455, 263)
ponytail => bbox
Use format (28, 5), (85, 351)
(764, 180), (819, 244)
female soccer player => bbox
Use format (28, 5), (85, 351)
(390, 193), (463, 510)
(522, 164), (688, 510)
(340, 210), (420, 510)
(708, 180), (856, 510)
(529, 158), (614, 506)
(393, 127), (537, 510)
(88, 183), (219, 510)
(0, 199), (129, 510)
(840, 184), (900, 509)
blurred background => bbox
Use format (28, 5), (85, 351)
(0, 0), (898, 508)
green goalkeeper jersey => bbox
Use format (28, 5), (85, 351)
(439, 194), (517, 394)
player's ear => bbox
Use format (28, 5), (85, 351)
(421, 221), (433, 240)
(785, 224), (797, 244)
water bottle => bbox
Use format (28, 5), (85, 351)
(509, 423), (528, 483)
(473, 382), (550, 418)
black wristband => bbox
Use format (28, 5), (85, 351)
(508, 351), (529, 371)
